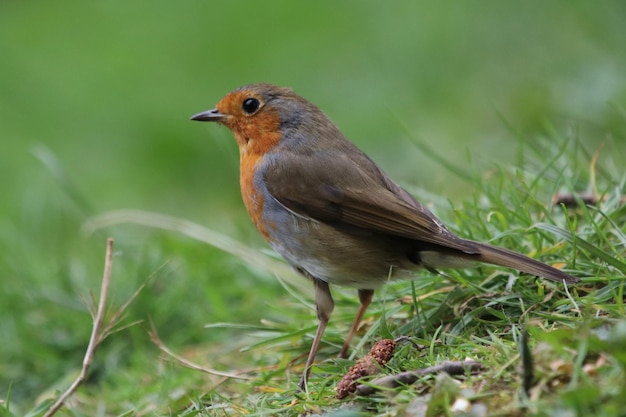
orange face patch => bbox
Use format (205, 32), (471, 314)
(215, 89), (282, 155)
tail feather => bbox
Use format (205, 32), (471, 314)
(472, 241), (579, 284)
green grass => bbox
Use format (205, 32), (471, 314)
(2, 1), (626, 416)
(4, 127), (625, 416)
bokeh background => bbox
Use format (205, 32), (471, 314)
(1, 0), (625, 412)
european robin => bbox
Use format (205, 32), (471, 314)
(191, 83), (578, 391)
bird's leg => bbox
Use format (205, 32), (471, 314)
(339, 288), (374, 359)
(298, 278), (334, 392)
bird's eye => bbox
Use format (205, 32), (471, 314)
(242, 97), (260, 114)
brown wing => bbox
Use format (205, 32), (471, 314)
(262, 146), (579, 284)
(262, 147), (480, 255)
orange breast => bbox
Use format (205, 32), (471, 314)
(237, 131), (282, 241)
(239, 151), (269, 240)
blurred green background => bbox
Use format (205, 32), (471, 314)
(1, 0), (625, 411)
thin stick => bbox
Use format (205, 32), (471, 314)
(147, 321), (250, 380)
(354, 360), (484, 396)
(44, 238), (114, 417)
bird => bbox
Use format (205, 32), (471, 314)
(190, 83), (579, 391)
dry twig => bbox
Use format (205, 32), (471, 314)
(44, 238), (148, 416)
(354, 360), (484, 396)
(44, 238), (114, 417)
(147, 320), (250, 380)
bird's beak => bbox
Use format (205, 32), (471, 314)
(190, 108), (225, 122)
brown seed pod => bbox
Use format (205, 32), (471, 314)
(336, 339), (396, 399)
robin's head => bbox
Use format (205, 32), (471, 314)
(191, 83), (333, 153)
